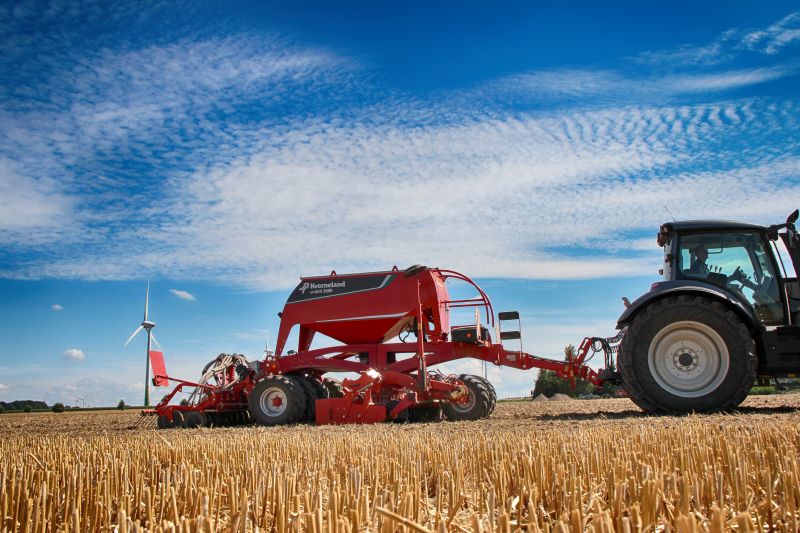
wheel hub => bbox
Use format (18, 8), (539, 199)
(647, 321), (730, 398)
(259, 387), (288, 417)
(451, 388), (476, 412)
(675, 349), (698, 371)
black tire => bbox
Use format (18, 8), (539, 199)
(294, 376), (319, 423)
(157, 414), (176, 429)
(171, 410), (185, 427)
(441, 374), (493, 421)
(473, 376), (497, 415)
(182, 410), (207, 428)
(306, 376), (330, 400)
(619, 295), (757, 414)
(248, 375), (307, 425)
(322, 378), (344, 398)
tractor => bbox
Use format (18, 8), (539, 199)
(616, 209), (800, 413)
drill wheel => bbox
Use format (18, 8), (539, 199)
(441, 374), (494, 421)
(248, 375), (307, 425)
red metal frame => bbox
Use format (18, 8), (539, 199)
(147, 266), (608, 426)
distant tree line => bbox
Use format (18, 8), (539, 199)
(0, 400), (48, 411)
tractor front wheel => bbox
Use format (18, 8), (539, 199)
(248, 376), (307, 425)
(619, 295), (757, 413)
(442, 374), (494, 421)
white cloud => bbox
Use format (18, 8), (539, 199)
(61, 348), (85, 361)
(0, 383), (8, 392)
(0, 158), (73, 235)
(634, 11), (800, 66)
(741, 11), (800, 55)
(51, 304), (63, 311)
(169, 289), (196, 301)
(666, 67), (791, 93)
(486, 66), (794, 106)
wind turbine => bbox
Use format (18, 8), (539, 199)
(124, 282), (161, 407)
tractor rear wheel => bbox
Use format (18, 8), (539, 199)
(442, 374), (494, 421)
(248, 376), (307, 425)
(619, 295), (757, 413)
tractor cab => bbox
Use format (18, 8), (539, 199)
(655, 210), (800, 328)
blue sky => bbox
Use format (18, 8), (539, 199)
(0, 1), (798, 406)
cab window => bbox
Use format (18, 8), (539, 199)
(677, 232), (784, 325)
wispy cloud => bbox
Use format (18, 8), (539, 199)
(478, 66), (794, 108)
(485, 12), (800, 106)
(0, 383), (8, 392)
(61, 348), (85, 362)
(169, 289), (196, 301)
(634, 11), (800, 66)
(741, 11), (800, 55)
(51, 304), (63, 311)
(665, 67), (791, 93)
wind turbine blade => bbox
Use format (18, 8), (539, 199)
(150, 332), (161, 350)
(144, 281), (150, 322)
(124, 325), (144, 346)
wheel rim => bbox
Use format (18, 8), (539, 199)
(450, 388), (476, 413)
(647, 321), (730, 398)
(258, 387), (288, 417)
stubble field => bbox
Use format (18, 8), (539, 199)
(2, 394), (800, 532)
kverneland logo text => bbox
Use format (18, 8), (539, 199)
(299, 281), (346, 294)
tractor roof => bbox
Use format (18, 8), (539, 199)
(662, 220), (767, 233)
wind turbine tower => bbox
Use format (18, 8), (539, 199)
(124, 282), (160, 407)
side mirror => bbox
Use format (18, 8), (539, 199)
(787, 210), (799, 247)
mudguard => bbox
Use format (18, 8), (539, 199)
(616, 280), (759, 330)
